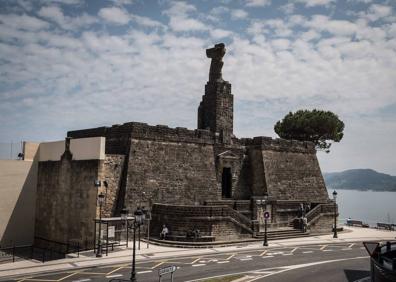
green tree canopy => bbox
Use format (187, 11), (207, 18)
(274, 109), (344, 152)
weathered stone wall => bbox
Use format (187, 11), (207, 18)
(100, 154), (125, 217)
(198, 81), (233, 143)
(308, 214), (334, 234)
(35, 156), (100, 244)
(214, 146), (251, 200)
(124, 139), (219, 213)
(151, 204), (252, 240)
(245, 137), (328, 203)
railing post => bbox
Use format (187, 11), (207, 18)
(12, 244), (15, 263)
(77, 242), (80, 258)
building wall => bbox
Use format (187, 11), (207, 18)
(35, 156), (101, 245)
(0, 160), (37, 247)
(124, 139), (219, 212)
(39, 137), (105, 161)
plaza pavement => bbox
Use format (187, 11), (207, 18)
(0, 226), (394, 280)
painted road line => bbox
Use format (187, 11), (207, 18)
(217, 261), (230, 264)
(72, 279), (91, 282)
(262, 255), (274, 258)
(151, 261), (165, 269)
(342, 248), (352, 250)
(185, 256), (368, 282)
(137, 270), (153, 274)
(323, 250), (333, 252)
(282, 254), (293, 256)
(226, 253), (236, 260)
(240, 258), (253, 261)
(260, 250), (267, 256)
(246, 255), (252, 258)
(349, 243), (355, 248)
(59, 272), (80, 281)
(190, 257), (202, 264)
(303, 251), (313, 254)
(106, 274), (123, 278)
(320, 245), (327, 250)
(106, 266), (124, 275)
(192, 264), (206, 267)
(290, 247), (298, 253)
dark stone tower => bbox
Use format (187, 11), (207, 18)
(198, 43), (234, 143)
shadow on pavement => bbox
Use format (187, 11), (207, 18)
(344, 269), (370, 282)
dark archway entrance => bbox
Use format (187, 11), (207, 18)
(222, 167), (232, 198)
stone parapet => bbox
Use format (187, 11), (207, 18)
(241, 136), (316, 154)
(68, 122), (216, 151)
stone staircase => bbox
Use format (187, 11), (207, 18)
(253, 227), (310, 240)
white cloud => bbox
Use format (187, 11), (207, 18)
(163, 1), (208, 32)
(38, 6), (97, 30)
(210, 28), (233, 39)
(279, 3), (295, 14)
(231, 9), (248, 20)
(245, 0), (271, 7)
(98, 6), (130, 25)
(365, 4), (393, 22)
(295, 0), (335, 8)
(0, 13), (49, 31)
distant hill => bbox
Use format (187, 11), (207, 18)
(323, 169), (396, 192)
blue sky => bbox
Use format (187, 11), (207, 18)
(0, 0), (395, 174)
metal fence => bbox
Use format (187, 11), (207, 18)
(0, 141), (23, 160)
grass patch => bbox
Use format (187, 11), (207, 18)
(200, 274), (244, 282)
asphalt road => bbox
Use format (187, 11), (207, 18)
(8, 242), (371, 282)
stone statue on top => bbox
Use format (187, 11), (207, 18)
(206, 43), (226, 82)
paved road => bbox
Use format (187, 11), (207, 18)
(8, 242), (371, 282)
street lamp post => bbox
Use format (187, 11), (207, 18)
(121, 207), (144, 282)
(96, 192), (105, 257)
(256, 192), (269, 247)
(333, 190), (338, 239)
(263, 192), (269, 247)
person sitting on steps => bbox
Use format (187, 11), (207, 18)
(160, 224), (168, 240)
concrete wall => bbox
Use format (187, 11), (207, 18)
(39, 137), (105, 161)
(0, 160), (37, 247)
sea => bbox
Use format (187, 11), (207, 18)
(327, 189), (396, 226)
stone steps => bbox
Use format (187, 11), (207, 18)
(254, 228), (309, 240)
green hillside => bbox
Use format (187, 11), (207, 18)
(323, 169), (396, 192)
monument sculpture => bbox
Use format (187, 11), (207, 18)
(34, 43), (335, 247)
(206, 43), (226, 82)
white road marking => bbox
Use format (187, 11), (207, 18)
(240, 258), (253, 261)
(185, 256), (369, 282)
(323, 250), (333, 252)
(106, 274), (123, 278)
(137, 270), (153, 274)
(303, 251), (313, 254)
(192, 264), (206, 267)
(342, 248), (352, 250)
(282, 254), (293, 256)
(262, 255), (274, 258)
(217, 261), (230, 264)
(72, 279), (91, 282)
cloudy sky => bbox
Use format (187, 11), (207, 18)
(0, 0), (395, 174)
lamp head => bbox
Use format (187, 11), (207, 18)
(263, 192), (269, 201)
(120, 208), (128, 221)
(332, 190), (337, 201)
(134, 207), (144, 225)
(98, 192), (105, 204)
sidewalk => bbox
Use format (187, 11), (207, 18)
(0, 226), (395, 279)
